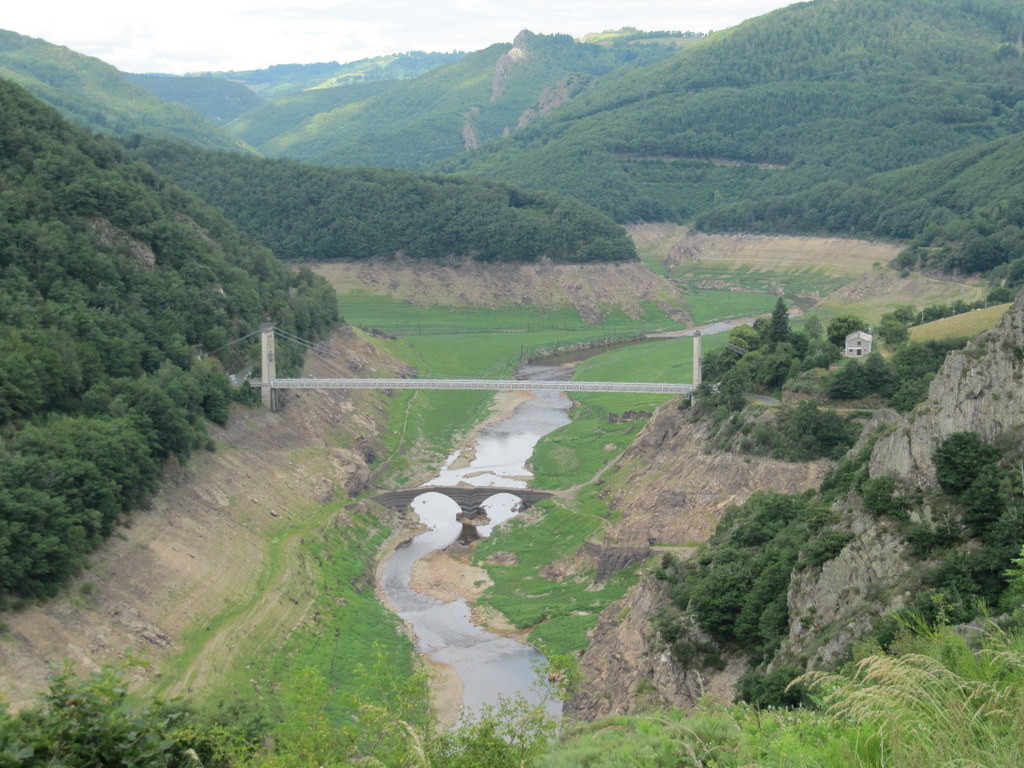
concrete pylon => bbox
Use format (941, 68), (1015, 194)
(692, 331), (702, 389)
(260, 323), (278, 411)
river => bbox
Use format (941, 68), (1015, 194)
(378, 363), (572, 718)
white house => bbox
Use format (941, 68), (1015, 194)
(844, 330), (873, 357)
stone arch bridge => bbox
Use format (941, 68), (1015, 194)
(371, 486), (555, 514)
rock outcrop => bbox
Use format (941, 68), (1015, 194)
(567, 576), (745, 720)
(780, 293), (1024, 666)
(869, 292), (1024, 485)
(573, 292), (1024, 716)
(567, 403), (830, 718)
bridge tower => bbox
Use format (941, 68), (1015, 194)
(259, 323), (279, 411)
(692, 331), (702, 389)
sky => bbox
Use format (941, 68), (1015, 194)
(5, 1), (795, 75)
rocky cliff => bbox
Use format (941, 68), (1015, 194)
(567, 403), (831, 719)
(570, 292), (1024, 717)
(566, 575), (747, 720)
(869, 291), (1024, 485)
(782, 291), (1024, 666)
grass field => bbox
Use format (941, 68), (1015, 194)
(627, 223), (986, 324)
(339, 291), (684, 337)
(474, 494), (640, 655)
(909, 303), (1012, 342)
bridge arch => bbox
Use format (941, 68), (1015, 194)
(372, 486), (554, 543)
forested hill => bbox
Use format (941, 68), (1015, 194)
(0, 79), (338, 605)
(193, 51), (467, 98)
(699, 131), (1024, 277)
(439, 0), (1024, 225)
(240, 30), (680, 169)
(127, 51), (466, 126)
(0, 29), (251, 152)
(132, 139), (637, 263)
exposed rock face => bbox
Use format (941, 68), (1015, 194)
(783, 293), (1024, 667)
(574, 294), (1024, 716)
(566, 576), (745, 720)
(491, 31), (531, 101)
(870, 293), (1024, 485)
(568, 404), (830, 718)
(784, 503), (912, 667)
(516, 75), (587, 129)
(461, 107), (480, 149)
(89, 217), (157, 270)
(605, 406), (831, 547)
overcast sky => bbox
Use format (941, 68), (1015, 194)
(5, 1), (795, 74)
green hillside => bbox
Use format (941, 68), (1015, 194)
(125, 73), (262, 124)
(249, 30), (677, 169)
(700, 131), (1024, 275)
(0, 30), (251, 152)
(0, 78), (337, 603)
(192, 51), (465, 97)
(132, 139), (637, 263)
(227, 80), (397, 148)
(128, 52), (464, 131)
(438, 0), (1024, 226)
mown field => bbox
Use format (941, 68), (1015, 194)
(909, 302), (1012, 342)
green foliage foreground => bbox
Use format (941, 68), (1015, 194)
(5, 616), (1023, 767)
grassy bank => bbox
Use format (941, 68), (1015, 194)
(150, 493), (414, 725)
(474, 489), (641, 655)
(473, 334), (738, 656)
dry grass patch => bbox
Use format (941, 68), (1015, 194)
(627, 223), (900, 278)
(910, 303), (1012, 342)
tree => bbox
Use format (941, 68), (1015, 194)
(768, 297), (792, 346)
(803, 315), (824, 340)
(933, 432), (1000, 496)
(0, 661), (197, 767)
(827, 359), (868, 400)
(826, 315), (867, 348)
(878, 314), (910, 347)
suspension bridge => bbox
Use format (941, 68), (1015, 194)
(251, 324), (701, 410)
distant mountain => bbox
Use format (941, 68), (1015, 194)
(0, 29), (251, 151)
(124, 73), (262, 124)
(437, 0), (1024, 228)
(126, 52), (465, 127)
(191, 51), (466, 97)
(242, 30), (679, 169)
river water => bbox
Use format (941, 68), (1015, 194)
(378, 363), (572, 717)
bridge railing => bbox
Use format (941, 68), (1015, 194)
(266, 377), (692, 395)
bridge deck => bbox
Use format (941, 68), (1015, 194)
(264, 378), (692, 395)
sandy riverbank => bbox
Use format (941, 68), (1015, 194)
(409, 547), (524, 723)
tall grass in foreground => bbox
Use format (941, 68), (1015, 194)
(535, 620), (1024, 767)
(799, 620), (1024, 768)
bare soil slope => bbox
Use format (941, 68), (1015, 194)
(311, 258), (689, 324)
(0, 328), (402, 709)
